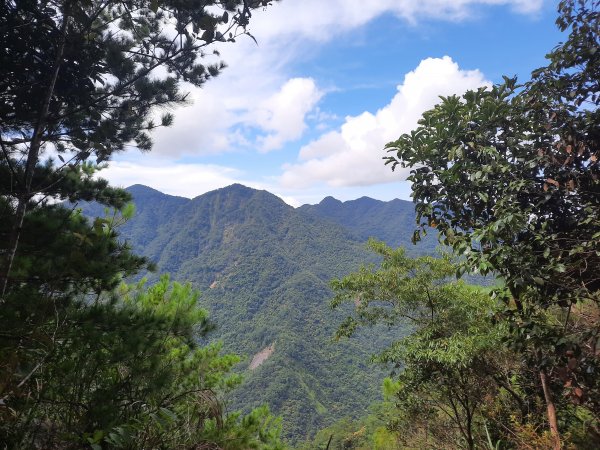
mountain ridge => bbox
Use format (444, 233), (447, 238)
(79, 183), (423, 442)
(123, 183), (407, 208)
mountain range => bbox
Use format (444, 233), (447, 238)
(80, 183), (433, 442)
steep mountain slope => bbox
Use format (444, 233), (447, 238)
(80, 185), (410, 442)
(299, 195), (437, 254)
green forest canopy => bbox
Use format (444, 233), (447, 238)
(1, 1), (599, 449)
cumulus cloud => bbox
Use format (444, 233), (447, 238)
(248, 0), (544, 40)
(251, 78), (324, 152)
(146, 0), (541, 158)
(280, 56), (491, 188)
(150, 76), (322, 156)
(150, 88), (233, 157)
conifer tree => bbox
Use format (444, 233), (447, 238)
(0, 2), (285, 448)
(0, 0), (274, 295)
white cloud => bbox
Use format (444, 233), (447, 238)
(99, 161), (243, 198)
(248, 0), (544, 39)
(145, 0), (542, 158)
(150, 76), (322, 156)
(251, 78), (323, 152)
(280, 56), (491, 188)
(150, 88), (233, 157)
(98, 160), (302, 206)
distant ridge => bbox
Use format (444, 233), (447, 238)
(118, 183), (435, 257)
(299, 194), (432, 252)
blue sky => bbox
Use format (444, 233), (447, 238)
(102, 0), (563, 206)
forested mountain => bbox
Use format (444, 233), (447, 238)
(80, 184), (420, 442)
(299, 195), (437, 254)
(2, 2), (596, 447)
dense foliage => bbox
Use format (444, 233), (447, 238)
(4, 0), (598, 448)
(329, 242), (511, 449)
(301, 1), (600, 448)
(0, 195), (285, 448)
(0, 0), (274, 294)
(313, 240), (599, 449)
(296, 399), (399, 450)
(377, 0), (600, 447)
(2, 273), (283, 449)
(1, 1), (286, 448)
(79, 184), (410, 442)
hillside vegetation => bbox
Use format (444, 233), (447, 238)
(82, 183), (422, 441)
(2, 1), (599, 449)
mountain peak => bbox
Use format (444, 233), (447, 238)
(223, 183), (255, 192)
(126, 185), (190, 204)
(190, 184), (290, 216)
(126, 184), (165, 195)
(350, 196), (382, 206)
(193, 183), (258, 200)
(319, 196), (342, 206)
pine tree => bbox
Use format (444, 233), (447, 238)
(0, 0), (274, 295)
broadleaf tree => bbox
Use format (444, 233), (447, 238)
(384, 1), (600, 447)
(330, 240), (519, 450)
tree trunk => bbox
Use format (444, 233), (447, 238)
(465, 406), (475, 450)
(0, 6), (71, 298)
(325, 434), (333, 450)
(540, 369), (561, 450)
